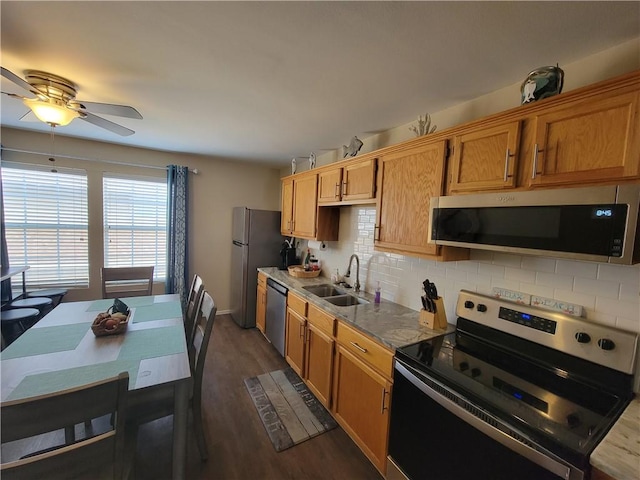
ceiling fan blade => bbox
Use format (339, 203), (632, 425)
(73, 100), (142, 119)
(1, 67), (43, 99)
(80, 111), (134, 136)
(2, 91), (29, 100)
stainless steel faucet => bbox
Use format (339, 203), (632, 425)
(345, 254), (361, 292)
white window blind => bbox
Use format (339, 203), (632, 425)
(2, 163), (89, 287)
(103, 174), (167, 280)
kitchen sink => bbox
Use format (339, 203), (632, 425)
(303, 284), (346, 297)
(323, 295), (370, 307)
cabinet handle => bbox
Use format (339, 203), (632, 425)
(374, 225), (380, 241)
(503, 148), (514, 182)
(342, 181), (347, 197)
(531, 144), (543, 179)
(299, 323), (305, 339)
(335, 183), (340, 199)
(350, 341), (368, 353)
(381, 387), (389, 414)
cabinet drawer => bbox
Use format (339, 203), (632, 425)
(336, 321), (394, 379)
(257, 272), (267, 289)
(287, 291), (308, 317)
(307, 303), (335, 336)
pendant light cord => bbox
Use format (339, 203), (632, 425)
(49, 125), (57, 172)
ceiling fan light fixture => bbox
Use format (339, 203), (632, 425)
(23, 98), (79, 126)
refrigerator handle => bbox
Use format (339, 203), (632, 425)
(232, 240), (244, 247)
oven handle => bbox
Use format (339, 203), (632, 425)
(395, 361), (578, 480)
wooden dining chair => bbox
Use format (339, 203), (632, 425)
(1, 372), (129, 480)
(184, 274), (204, 346)
(126, 291), (217, 462)
(101, 266), (154, 299)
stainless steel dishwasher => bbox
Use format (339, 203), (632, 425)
(265, 278), (287, 357)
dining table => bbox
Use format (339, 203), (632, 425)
(0, 293), (191, 480)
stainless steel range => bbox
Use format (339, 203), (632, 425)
(388, 290), (638, 480)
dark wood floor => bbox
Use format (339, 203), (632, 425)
(132, 313), (382, 480)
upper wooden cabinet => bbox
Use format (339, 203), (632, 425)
(444, 70), (640, 193)
(449, 121), (521, 193)
(318, 157), (377, 205)
(375, 140), (447, 258)
(281, 172), (339, 240)
(526, 90), (640, 187)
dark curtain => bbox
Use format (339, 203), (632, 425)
(1, 154), (13, 303)
(165, 165), (189, 306)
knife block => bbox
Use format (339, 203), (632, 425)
(419, 297), (447, 330)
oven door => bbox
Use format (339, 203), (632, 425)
(388, 360), (586, 480)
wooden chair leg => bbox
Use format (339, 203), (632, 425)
(192, 398), (208, 461)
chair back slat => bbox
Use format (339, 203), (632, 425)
(184, 274), (204, 345)
(1, 372), (129, 480)
(192, 292), (217, 395)
(101, 267), (154, 299)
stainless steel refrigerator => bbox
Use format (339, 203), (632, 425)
(230, 207), (283, 328)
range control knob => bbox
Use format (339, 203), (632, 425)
(471, 368), (481, 378)
(476, 304), (487, 313)
(598, 338), (616, 351)
(458, 362), (469, 372)
(575, 332), (591, 344)
(464, 300), (475, 309)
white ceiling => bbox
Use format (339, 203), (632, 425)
(1, 1), (639, 167)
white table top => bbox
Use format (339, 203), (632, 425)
(1, 294), (191, 402)
(0, 265), (29, 282)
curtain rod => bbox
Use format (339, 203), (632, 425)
(0, 147), (199, 174)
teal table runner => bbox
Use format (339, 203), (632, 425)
(1, 322), (92, 360)
(7, 359), (140, 401)
(117, 324), (185, 361)
(132, 301), (183, 323)
(86, 296), (156, 312)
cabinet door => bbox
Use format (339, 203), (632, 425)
(375, 141), (446, 257)
(256, 284), (266, 334)
(528, 91), (640, 187)
(284, 308), (306, 376)
(332, 344), (391, 474)
(318, 168), (342, 204)
(342, 158), (377, 202)
(281, 177), (294, 234)
(449, 121), (520, 192)
(292, 173), (318, 238)
(305, 323), (334, 408)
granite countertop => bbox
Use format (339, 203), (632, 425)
(258, 267), (453, 351)
(591, 398), (640, 480)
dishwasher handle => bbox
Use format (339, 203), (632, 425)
(266, 278), (288, 296)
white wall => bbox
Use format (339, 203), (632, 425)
(0, 128), (282, 311)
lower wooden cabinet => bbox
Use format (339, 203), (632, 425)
(282, 293), (392, 474)
(285, 308), (306, 377)
(305, 322), (334, 407)
(332, 343), (392, 474)
(256, 273), (267, 334)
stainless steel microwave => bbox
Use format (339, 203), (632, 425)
(429, 185), (640, 264)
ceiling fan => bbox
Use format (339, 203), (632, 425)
(1, 67), (142, 136)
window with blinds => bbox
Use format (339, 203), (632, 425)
(103, 174), (167, 280)
(2, 163), (89, 287)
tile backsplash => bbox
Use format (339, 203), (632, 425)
(307, 206), (640, 334)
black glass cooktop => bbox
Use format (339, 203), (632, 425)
(395, 325), (632, 463)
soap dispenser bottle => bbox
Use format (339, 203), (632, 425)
(375, 282), (381, 304)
